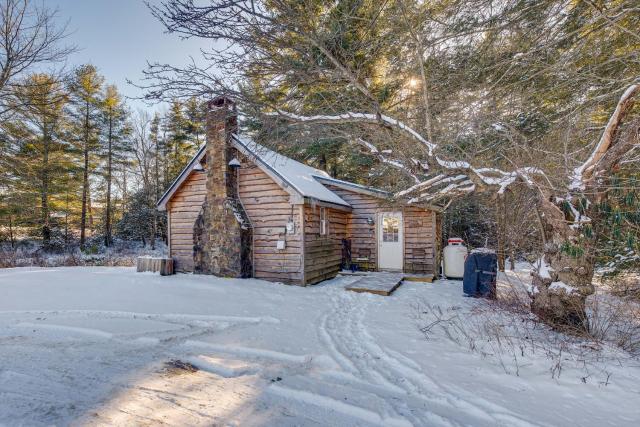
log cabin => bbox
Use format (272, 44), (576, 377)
(157, 97), (441, 285)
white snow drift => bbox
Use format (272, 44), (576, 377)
(0, 267), (638, 426)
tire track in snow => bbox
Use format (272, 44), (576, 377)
(269, 384), (412, 427)
(321, 289), (543, 427)
(352, 301), (543, 427)
(319, 290), (443, 426)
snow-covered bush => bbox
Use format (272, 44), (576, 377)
(413, 269), (640, 383)
(0, 238), (167, 268)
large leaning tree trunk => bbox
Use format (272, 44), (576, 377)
(532, 197), (596, 330)
(530, 84), (640, 331)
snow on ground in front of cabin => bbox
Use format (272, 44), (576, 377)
(0, 266), (638, 426)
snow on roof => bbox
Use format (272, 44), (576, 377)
(231, 135), (351, 207)
(158, 134), (393, 211)
(312, 174), (391, 198)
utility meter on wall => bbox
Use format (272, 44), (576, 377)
(286, 221), (295, 234)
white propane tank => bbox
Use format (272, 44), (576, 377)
(443, 237), (468, 279)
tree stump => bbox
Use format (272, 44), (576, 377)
(137, 257), (174, 276)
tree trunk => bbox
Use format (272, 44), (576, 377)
(163, 130), (169, 189)
(105, 112), (113, 247)
(80, 101), (90, 248)
(64, 190), (69, 248)
(319, 152), (327, 172)
(41, 126), (51, 246)
(509, 247), (516, 270)
(495, 194), (505, 271)
(8, 214), (14, 248)
(416, 46), (433, 143)
(150, 181), (156, 251)
(88, 191), (94, 232)
(122, 167), (128, 215)
(152, 131), (161, 251)
(530, 197), (595, 332)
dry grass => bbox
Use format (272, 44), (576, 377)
(413, 268), (640, 383)
(0, 239), (166, 268)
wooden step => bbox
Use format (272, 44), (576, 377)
(345, 273), (405, 296)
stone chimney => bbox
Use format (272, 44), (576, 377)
(193, 97), (252, 277)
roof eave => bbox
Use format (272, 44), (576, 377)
(313, 175), (391, 199)
(304, 197), (352, 212)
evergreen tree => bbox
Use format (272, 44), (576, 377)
(68, 64), (104, 247)
(184, 97), (206, 147)
(149, 112), (166, 192)
(149, 112), (164, 246)
(7, 74), (70, 246)
(100, 84), (130, 247)
(164, 100), (192, 181)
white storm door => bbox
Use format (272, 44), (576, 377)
(378, 212), (403, 271)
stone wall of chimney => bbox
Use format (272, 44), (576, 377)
(193, 97), (252, 277)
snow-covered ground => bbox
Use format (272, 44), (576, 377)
(0, 267), (638, 426)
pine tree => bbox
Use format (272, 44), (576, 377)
(184, 97), (206, 147)
(100, 84), (130, 247)
(68, 64), (104, 248)
(7, 74), (70, 246)
(164, 100), (191, 181)
(149, 112), (163, 247)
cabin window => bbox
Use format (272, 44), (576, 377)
(382, 216), (400, 242)
(320, 207), (328, 235)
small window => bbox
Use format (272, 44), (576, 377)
(320, 207), (328, 235)
(382, 216), (399, 242)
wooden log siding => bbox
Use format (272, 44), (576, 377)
(326, 185), (437, 275)
(167, 170), (206, 272)
(238, 165), (304, 284)
(402, 207), (437, 274)
(325, 186), (379, 268)
(303, 204), (348, 285)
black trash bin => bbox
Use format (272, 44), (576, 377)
(463, 250), (497, 298)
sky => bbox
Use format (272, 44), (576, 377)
(49, 0), (213, 112)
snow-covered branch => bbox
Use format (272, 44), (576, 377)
(408, 179), (475, 204)
(266, 110), (437, 155)
(555, 196), (591, 230)
(355, 138), (422, 184)
(267, 108), (550, 199)
(571, 83), (640, 190)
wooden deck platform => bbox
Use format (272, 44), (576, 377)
(345, 273), (406, 296)
(403, 274), (435, 283)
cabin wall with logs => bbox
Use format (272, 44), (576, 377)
(237, 163), (304, 284)
(165, 161), (438, 282)
(402, 207), (438, 274)
(167, 170), (206, 272)
(303, 204), (348, 285)
(326, 185), (437, 275)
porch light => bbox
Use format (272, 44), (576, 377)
(228, 158), (241, 168)
(366, 217), (375, 226)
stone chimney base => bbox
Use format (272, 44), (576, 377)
(192, 96), (252, 278)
